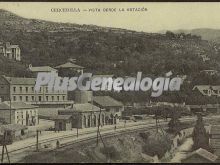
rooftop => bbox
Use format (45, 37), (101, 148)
(193, 85), (220, 95)
(92, 74), (114, 79)
(59, 103), (101, 113)
(183, 148), (218, 162)
(3, 76), (36, 85)
(210, 125), (220, 135)
(29, 66), (57, 72)
(51, 115), (72, 120)
(93, 96), (123, 107)
(0, 101), (38, 110)
(55, 62), (84, 69)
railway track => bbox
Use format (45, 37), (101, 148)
(2, 116), (208, 163)
(6, 120), (162, 154)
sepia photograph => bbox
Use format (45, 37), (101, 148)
(0, 1), (220, 163)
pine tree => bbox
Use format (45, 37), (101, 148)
(192, 113), (210, 151)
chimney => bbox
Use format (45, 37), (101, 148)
(29, 64), (32, 69)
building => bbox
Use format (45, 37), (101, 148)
(0, 42), (21, 61)
(0, 101), (38, 126)
(0, 75), (72, 107)
(93, 96), (124, 125)
(73, 90), (93, 104)
(52, 115), (72, 131)
(58, 103), (105, 129)
(193, 85), (220, 97)
(181, 148), (218, 163)
(209, 125), (220, 162)
(55, 62), (84, 76)
(28, 64), (58, 77)
(200, 70), (218, 76)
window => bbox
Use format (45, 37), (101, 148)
(32, 96), (34, 101)
(52, 96), (54, 101)
(208, 89), (212, 96)
(63, 96), (65, 100)
(20, 87), (22, 93)
(19, 96), (22, 101)
(46, 96), (48, 101)
(13, 87), (16, 92)
(26, 96), (28, 101)
(38, 96), (42, 102)
(26, 87), (28, 92)
(31, 87), (34, 92)
(57, 96), (59, 101)
(13, 96), (16, 101)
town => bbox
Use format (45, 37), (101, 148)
(0, 40), (219, 163)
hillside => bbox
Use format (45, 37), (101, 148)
(161, 28), (220, 43)
(1, 9), (220, 103)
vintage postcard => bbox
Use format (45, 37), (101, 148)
(0, 2), (220, 163)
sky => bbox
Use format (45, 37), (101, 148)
(0, 2), (220, 32)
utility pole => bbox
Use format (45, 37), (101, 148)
(155, 106), (158, 133)
(1, 131), (10, 163)
(96, 108), (101, 146)
(9, 82), (12, 124)
(36, 130), (39, 152)
(77, 114), (79, 138)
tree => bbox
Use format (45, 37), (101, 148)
(192, 114), (210, 151)
(165, 31), (176, 39)
(168, 109), (181, 133)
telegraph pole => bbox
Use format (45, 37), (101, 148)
(96, 100), (101, 146)
(77, 114), (79, 138)
(36, 130), (39, 151)
(1, 131), (10, 163)
(155, 106), (159, 133)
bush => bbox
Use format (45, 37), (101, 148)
(142, 131), (172, 159)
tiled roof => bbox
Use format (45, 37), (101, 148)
(55, 62), (84, 69)
(210, 139), (220, 149)
(0, 102), (10, 110)
(210, 125), (220, 135)
(59, 103), (101, 113)
(3, 76), (36, 85)
(209, 125), (220, 154)
(184, 148), (218, 162)
(193, 85), (220, 95)
(29, 66), (57, 72)
(0, 102), (37, 110)
(93, 96), (123, 107)
(92, 75), (114, 79)
(8, 45), (19, 48)
(51, 115), (72, 120)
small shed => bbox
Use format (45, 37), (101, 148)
(52, 115), (72, 131)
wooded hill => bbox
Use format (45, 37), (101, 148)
(1, 9), (220, 104)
